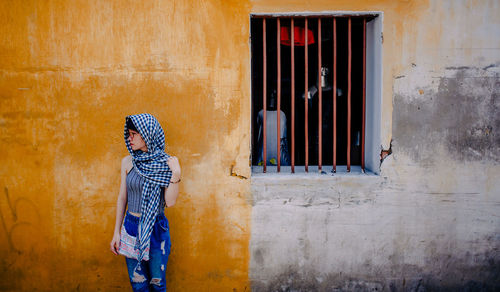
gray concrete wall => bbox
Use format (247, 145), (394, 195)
(249, 1), (500, 291)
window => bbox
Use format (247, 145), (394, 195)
(250, 13), (382, 174)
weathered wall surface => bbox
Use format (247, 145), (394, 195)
(1, 0), (499, 291)
(0, 0), (252, 291)
(250, 0), (500, 291)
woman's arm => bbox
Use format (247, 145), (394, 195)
(165, 156), (181, 207)
(110, 156), (130, 255)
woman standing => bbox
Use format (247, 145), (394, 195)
(110, 113), (181, 291)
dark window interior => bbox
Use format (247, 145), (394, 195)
(251, 17), (369, 167)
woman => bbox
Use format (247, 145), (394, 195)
(110, 113), (181, 291)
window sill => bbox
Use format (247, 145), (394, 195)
(250, 165), (385, 206)
(251, 165), (378, 177)
(251, 165), (383, 189)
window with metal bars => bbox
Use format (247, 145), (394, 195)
(250, 13), (382, 174)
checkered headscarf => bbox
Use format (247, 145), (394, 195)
(124, 113), (172, 265)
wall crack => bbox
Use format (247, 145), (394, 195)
(380, 139), (393, 167)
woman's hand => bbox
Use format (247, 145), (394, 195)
(167, 156), (181, 180)
(110, 231), (121, 255)
(165, 156), (181, 207)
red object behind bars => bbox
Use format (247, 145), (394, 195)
(281, 26), (315, 46)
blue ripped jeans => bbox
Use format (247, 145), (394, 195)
(123, 211), (172, 292)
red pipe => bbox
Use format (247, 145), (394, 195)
(291, 19), (295, 173)
(277, 18), (281, 172)
(317, 18), (322, 172)
(262, 19), (267, 173)
(333, 17), (337, 173)
(361, 18), (366, 172)
(305, 18), (309, 172)
(347, 17), (351, 172)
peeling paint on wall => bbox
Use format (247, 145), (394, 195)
(394, 66), (500, 163)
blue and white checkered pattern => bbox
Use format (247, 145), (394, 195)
(124, 113), (172, 267)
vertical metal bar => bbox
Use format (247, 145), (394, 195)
(347, 17), (352, 172)
(291, 19), (295, 173)
(317, 18), (322, 171)
(277, 18), (281, 172)
(262, 19), (267, 173)
(304, 18), (309, 172)
(361, 18), (366, 172)
(333, 17), (337, 173)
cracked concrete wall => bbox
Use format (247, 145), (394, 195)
(250, 0), (500, 291)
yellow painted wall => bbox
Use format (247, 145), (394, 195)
(2, 0), (493, 291)
(0, 0), (251, 290)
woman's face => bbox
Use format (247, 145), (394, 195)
(128, 129), (147, 152)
